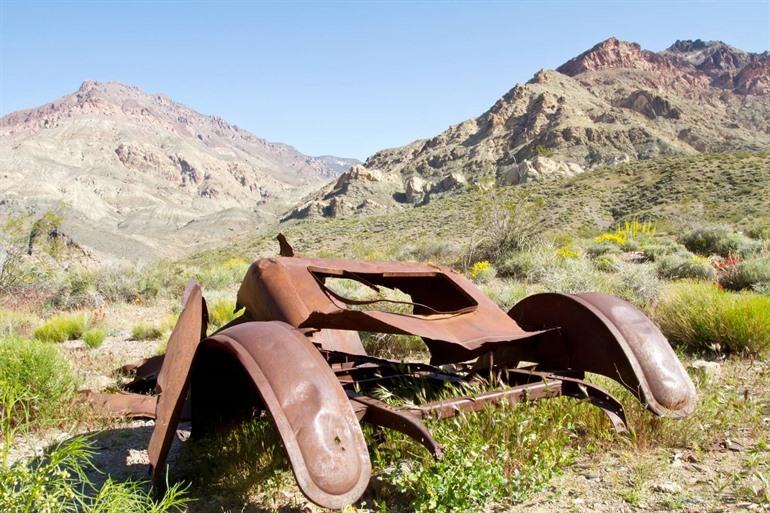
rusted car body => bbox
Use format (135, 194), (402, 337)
(91, 241), (697, 509)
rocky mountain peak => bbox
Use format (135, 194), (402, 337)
(0, 81), (359, 258)
(556, 37), (671, 76)
(289, 37), (770, 222)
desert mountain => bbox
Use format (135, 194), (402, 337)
(288, 38), (770, 220)
(0, 80), (358, 259)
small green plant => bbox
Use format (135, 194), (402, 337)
(207, 297), (243, 329)
(0, 309), (39, 338)
(0, 437), (191, 513)
(33, 312), (91, 343)
(654, 281), (770, 355)
(0, 337), (76, 428)
(83, 328), (107, 349)
(131, 323), (164, 341)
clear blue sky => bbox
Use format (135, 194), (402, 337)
(1, 1), (768, 160)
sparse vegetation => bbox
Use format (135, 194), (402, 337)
(654, 281), (770, 355)
(0, 437), (190, 513)
(33, 312), (92, 343)
(0, 337), (77, 428)
(1, 153), (769, 511)
(131, 322), (164, 341)
(83, 328), (107, 349)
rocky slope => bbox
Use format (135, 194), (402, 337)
(288, 38), (770, 220)
(0, 81), (358, 259)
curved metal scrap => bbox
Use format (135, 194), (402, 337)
(202, 321), (371, 510)
(148, 280), (205, 480)
(508, 292), (697, 417)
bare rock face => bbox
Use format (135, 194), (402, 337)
(0, 81), (359, 259)
(404, 175), (428, 203)
(295, 37), (770, 220)
(497, 156), (585, 186)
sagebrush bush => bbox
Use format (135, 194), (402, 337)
(718, 256), (770, 292)
(586, 242), (620, 258)
(655, 252), (716, 281)
(33, 312), (91, 343)
(0, 309), (39, 338)
(398, 239), (462, 263)
(0, 337), (76, 426)
(680, 227), (760, 257)
(654, 281), (770, 355)
(641, 240), (688, 262)
(479, 279), (530, 312)
(612, 262), (661, 307)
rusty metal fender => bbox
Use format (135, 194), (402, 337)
(508, 292), (697, 418)
(198, 321), (371, 510)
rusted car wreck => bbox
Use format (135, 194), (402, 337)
(90, 238), (697, 509)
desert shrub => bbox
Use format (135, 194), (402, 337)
(718, 256), (770, 292)
(362, 333), (427, 360)
(612, 262), (662, 307)
(594, 232), (626, 246)
(476, 198), (543, 264)
(498, 243), (561, 281)
(655, 253), (716, 281)
(83, 328), (107, 349)
(680, 227), (760, 257)
(642, 240), (689, 261)
(746, 222), (770, 240)
(479, 279), (530, 312)
(586, 242), (620, 258)
(47, 265), (103, 309)
(33, 312), (91, 343)
(468, 260), (496, 284)
(0, 309), (39, 338)
(654, 281), (770, 355)
(208, 297), (243, 330)
(538, 255), (613, 294)
(131, 323), (164, 341)
(0, 337), (76, 427)
(0, 437), (190, 513)
(554, 246), (580, 260)
(399, 240), (462, 263)
(593, 254), (620, 273)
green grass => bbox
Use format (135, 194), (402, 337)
(0, 309), (39, 338)
(130, 323), (164, 341)
(0, 437), (190, 513)
(0, 337), (77, 430)
(83, 328), (107, 349)
(654, 281), (770, 355)
(32, 312), (91, 343)
(207, 297), (243, 330)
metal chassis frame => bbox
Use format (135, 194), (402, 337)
(323, 348), (629, 459)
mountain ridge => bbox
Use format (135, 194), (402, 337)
(287, 37), (770, 221)
(0, 80), (359, 259)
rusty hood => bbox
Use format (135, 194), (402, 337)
(236, 256), (544, 364)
